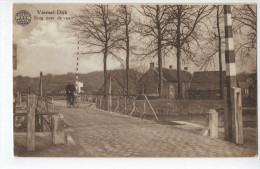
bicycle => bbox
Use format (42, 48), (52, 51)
(73, 95), (79, 108)
(66, 93), (79, 108)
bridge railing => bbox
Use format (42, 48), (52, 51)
(13, 93), (64, 151)
(79, 93), (159, 121)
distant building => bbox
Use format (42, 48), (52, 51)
(189, 71), (227, 100)
(138, 63), (192, 99)
(238, 79), (253, 97)
(189, 71), (257, 100)
(247, 79), (257, 100)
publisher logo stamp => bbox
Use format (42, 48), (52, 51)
(15, 10), (31, 26)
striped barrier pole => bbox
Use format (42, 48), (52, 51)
(76, 36), (79, 93)
(224, 5), (243, 144)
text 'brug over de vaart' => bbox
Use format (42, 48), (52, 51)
(34, 10), (73, 20)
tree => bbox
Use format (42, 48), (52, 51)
(115, 5), (133, 95)
(68, 5), (120, 96)
(136, 5), (171, 98)
(216, 5), (223, 99)
(233, 5), (256, 63)
(198, 5), (225, 99)
(199, 5), (256, 98)
(168, 5), (213, 99)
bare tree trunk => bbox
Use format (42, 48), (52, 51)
(158, 43), (163, 98)
(176, 47), (182, 99)
(125, 5), (130, 96)
(176, 6), (183, 99)
(217, 5), (223, 99)
(126, 46), (129, 95)
(126, 38), (129, 95)
(138, 5), (172, 98)
(103, 5), (108, 97)
(103, 44), (108, 96)
(156, 5), (163, 98)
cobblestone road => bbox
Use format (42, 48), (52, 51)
(56, 101), (256, 157)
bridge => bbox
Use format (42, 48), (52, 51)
(14, 99), (256, 157)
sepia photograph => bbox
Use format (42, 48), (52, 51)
(12, 3), (257, 158)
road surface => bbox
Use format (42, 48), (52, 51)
(55, 101), (256, 157)
(14, 100), (257, 157)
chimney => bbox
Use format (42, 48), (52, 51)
(169, 65), (173, 69)
(150, 62), (154, 68)
(184, 66), (188, 70)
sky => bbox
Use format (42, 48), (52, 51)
(13, 4), (256, 77)
(13, 4), (123, 77)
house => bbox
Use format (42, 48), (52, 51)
(238, 80), (252, 97)
(248, 79), (257, 101)
(237, 73), (257, 99)
(138, 63), (192, 99)
(189, 71), (227, 100)
(189, 71), (257, 100)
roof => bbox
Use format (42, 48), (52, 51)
(237, 73), (257, 82)
(238, 81), (254, 89)
(189, 71), (227, 91)
(154, 67), (192, 83)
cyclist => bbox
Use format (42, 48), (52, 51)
(66, 81), (76, 106)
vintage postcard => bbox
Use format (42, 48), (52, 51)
(12, 3), (257, 158)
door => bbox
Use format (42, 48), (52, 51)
(169, 84), (175, 99)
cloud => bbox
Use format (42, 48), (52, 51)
(21, 21), (74, 48)
(13, 4), (122, 77)
(13, 20), (78, 77)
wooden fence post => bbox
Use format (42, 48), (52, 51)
(130, 98), (135, 116)
(224, 87), (243, 144)
(223, 87), (230, 140)
(231, 87), (243, 144)
(114, 97), (119, 113)
(52, 97), (54, 111)
(17, 91), (21, 106)
(117, 97), (119, 111)
(99, 97), (102, 110)
(144, 95), (159, 121)
(96, 95), (98, 108)
(52, 114), (65, 144)
(124, 96), (127, 113)
(142, 100), (146, 119)
(39, 72), (43, 97)
(27, 94), (36, 151)
(207, 109), (218, 138)
(108, 76), (112, 112)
